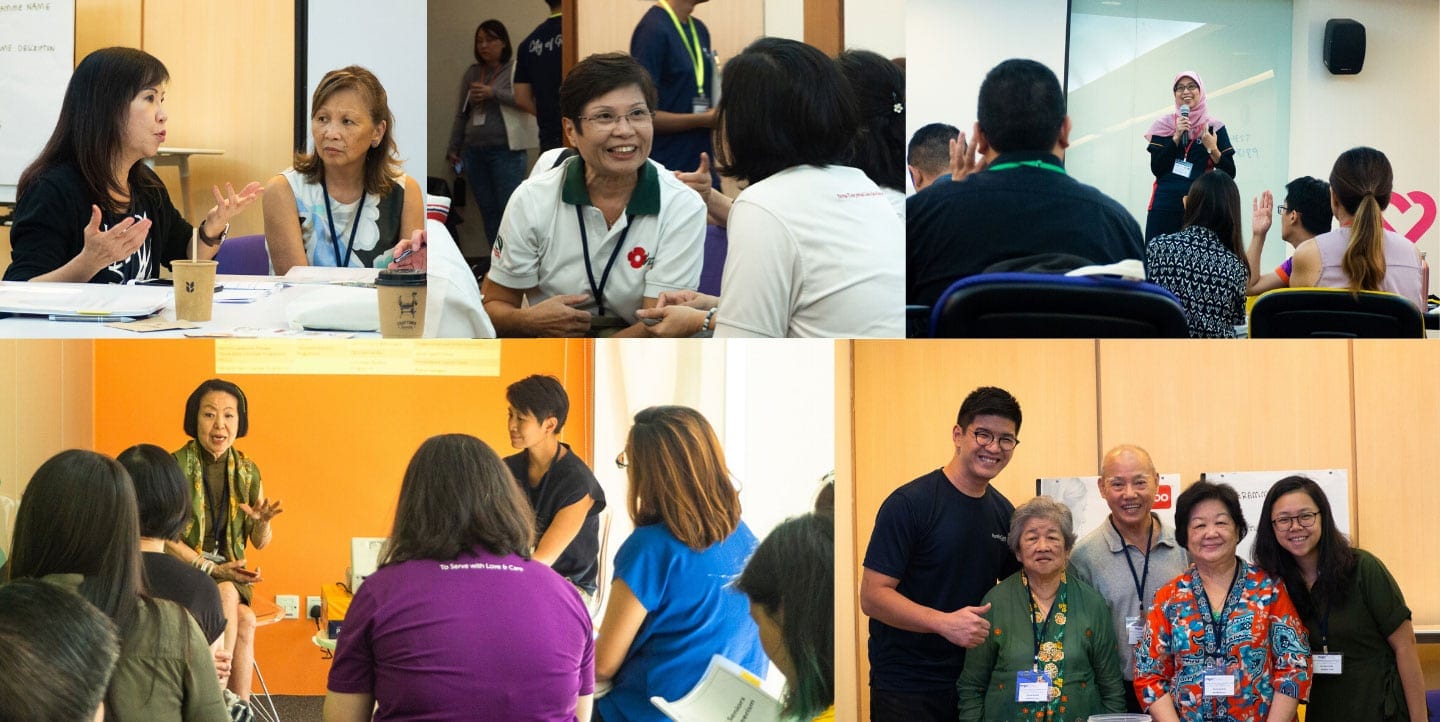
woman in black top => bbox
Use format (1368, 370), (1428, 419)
(4, 47), (260, 283)
(1143, 71), (1236, 240)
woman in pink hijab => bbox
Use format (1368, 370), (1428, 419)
(1143, 71), (1236, 240)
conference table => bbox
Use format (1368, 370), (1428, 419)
(0, 275), (380, 338)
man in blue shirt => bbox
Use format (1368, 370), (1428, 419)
(514, 0), (564, 151)
(630, 0), (717, 184)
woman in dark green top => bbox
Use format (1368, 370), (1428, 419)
(1254, 475), (1426, 722)
(958, 496), (1126, 721)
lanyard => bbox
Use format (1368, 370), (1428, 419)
(1317, 600), (1332, 653)
(1200, 562), (1243, 660)
(320, 175), (363, 267)
(988, 159), (1066, 175)
(658, 0), (705, 96)
(1111, 515), (1154, 612)
(1025, 572), (1061, 672)
(479, 63), (502, 88)
(575, 205), (633, 318)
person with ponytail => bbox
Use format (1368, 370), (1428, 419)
(1289, 147), (1425, 308)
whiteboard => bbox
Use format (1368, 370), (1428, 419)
(304, 0), (426, 183)
(0, 1), (75, 203)
(1037, 474), (1182, 541)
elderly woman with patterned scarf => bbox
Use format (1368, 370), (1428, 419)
(168, 378), (284, 704)
(957, 496), (1127, 721)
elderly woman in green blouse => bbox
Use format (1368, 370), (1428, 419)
(958, 496), (1127, 721)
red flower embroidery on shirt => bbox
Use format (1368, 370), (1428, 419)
(627, 246), (648, 269)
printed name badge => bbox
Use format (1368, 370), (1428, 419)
(1202, 663), (1236, 698)
(692, 95), (711, 114)
(1014, 670), (1052, 703)
(1172, 159), (1194, 178)
(1313, 653), (1344, 675)
(1126, 616), (1144, 646)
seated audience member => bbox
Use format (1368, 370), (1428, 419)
(325, 434), (594, 721)
(906, 59), (1144, 315)
(1246, 177), (1333, 295)
(736, 513), (836, 722)
(641, 38), (904, 339)
(4, 47), (261, 283)
(9, 449), (227, 721)
(1289, 147), (1425, 309)
(596, 406), (768, 721)
(502, 374), (607, 596)
(1146, 170), (1248, 337)
(482, 52), (705, 338)
(1253, 476), (1427, 722)
(118, 444), (236, 698)
(837, 49), (907, 218)
(0, 579), (121, 722)
(957, 497), (1126, 721)
(907, 122), (961, 193)
(263, 66), (428, 274)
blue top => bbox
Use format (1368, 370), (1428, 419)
(630, 5), (715, 177)
(598, 519), (768, 721)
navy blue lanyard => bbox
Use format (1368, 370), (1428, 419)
(320, 175), (364, 266)
(1201, 562), (1243, 659)
(1111, 515), (1154, 611)
(575, 205), (632, 317)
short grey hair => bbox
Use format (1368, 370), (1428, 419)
(1008, 496), (1076, 556)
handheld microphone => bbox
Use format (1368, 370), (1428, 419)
(1179, 104), (1191, 146)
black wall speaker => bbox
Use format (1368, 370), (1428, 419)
(1324, 19), (1366, 75)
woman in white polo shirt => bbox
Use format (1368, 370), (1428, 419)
(481, 53), (706, 337)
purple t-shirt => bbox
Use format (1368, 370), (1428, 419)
(328, 547), (594, 721)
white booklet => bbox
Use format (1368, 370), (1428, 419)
(650, 655), (782, 722)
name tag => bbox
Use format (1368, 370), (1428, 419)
(1015, 670), (1052, 703)
(1172, 159), (1194, 178)
(691, 95), (711, 114)
(1203, 664), (1236, 697)
(471, 108), (488, 126)
(1313, 653), (1344, 675)
(1126, 615), (1144, 646)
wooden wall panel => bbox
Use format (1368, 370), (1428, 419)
(849, 340), (1099, 718)
(804, 0), (844, 55)
(142, 0), (295, 234)
(575, 0), (765, 67)
(835, 342), (857, 722)
(1096, 340), (1354, 488)
(0, 340), (95, 501)
(75, 0), (142, 59)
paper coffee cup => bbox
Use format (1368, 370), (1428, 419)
(172, 260), (218, 322)
(375, 269), (427, 338)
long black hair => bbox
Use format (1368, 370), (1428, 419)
(1181, 170), (1246, 276)
(18, 47), (170, 212)
(1252, 475), (1356, 619)
(836, 49), (905, 193)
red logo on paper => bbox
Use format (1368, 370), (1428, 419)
(1153, 485), (1173, 510)
(627, 246), (648, 269)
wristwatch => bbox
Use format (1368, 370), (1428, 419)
(198, 219), (229, 246)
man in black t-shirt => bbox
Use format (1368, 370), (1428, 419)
(861, 386), (1024, 722)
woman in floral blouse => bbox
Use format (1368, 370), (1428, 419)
(957, 496), (1126, 721)
(1135, 480), (1310, 721)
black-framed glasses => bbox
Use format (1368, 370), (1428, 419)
(1276, 205), (1291, 216)
(1271, 510), (1319, 530)
(1174, 83), (1199, 93)
(577, 108), (654, 130)
(970, 428), (1019, 451)
(615, 451), (629, 469)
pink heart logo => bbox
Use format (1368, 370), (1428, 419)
(1381, 190), (1436, 243)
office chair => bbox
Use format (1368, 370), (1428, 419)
(589, 509), (614, 620)
(927, 272), (1190, 338)
(1248, 288), (1424, 338)
(214, 234), (271, 276)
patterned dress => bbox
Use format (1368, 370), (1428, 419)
(1145, 225), (1247, 338)
(1135, 560), (1311, 721)
(173, 440), (263, 602)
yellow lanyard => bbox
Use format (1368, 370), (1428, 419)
(658, 0), (705, 96)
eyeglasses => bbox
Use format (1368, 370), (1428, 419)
(577, 108), (654, 130)
(1174, 83), (1200, 93)
(615, 451), (629, 470)
(970, 428), (1019, 451)
(1276, 205), (1291, 215)
(1271, 510), (1319, 530)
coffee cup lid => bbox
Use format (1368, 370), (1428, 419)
(376, 269), (426, 286)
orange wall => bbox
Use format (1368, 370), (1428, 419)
(91, 339), (593, 695)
